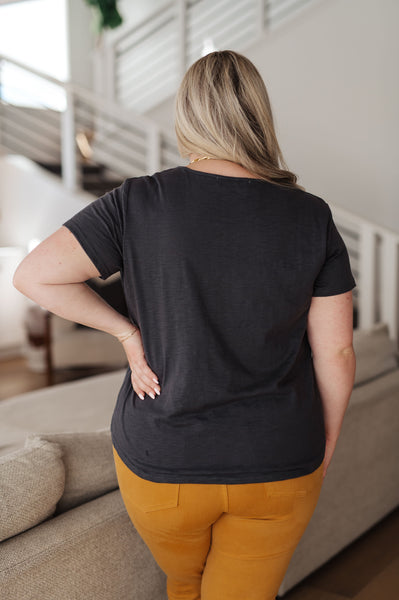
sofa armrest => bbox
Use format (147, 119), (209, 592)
(0, 490), (166, 600)
(277, 367), (399, 596)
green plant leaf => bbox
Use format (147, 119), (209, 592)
(84, 0), (123, 32)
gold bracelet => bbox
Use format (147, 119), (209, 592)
(117, 328), (138, 343)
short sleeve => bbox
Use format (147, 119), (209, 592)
(313, 206), (357, 296)
(62, 180), (127, 280)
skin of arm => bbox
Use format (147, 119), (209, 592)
(307, 290), (356, 478)
(12, 226), (161, 401)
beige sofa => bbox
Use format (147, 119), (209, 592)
(0, 323), (398, 599)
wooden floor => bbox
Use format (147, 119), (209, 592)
(0, 355), (121, 401)
(1, 356), (398, 598)
(282, 508), (399, 599)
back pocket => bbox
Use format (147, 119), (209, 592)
(263, 461), (324, 518)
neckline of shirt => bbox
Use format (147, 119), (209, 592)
(179, 165), (270, 183)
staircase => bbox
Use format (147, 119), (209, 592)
(102, 0), (320, 113)
(35, 161), (126, 198)
(0, 0), (323, 190)
(0, 54), (182, 191)
(0, 0), (398, 347)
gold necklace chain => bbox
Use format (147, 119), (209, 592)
(189, 156), (213, 164)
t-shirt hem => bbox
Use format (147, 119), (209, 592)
(62, 221), (113, 280)
(111, 437), (325, 484)
(312, 280), (356, 297)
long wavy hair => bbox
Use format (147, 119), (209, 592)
(174, 49), (305, 191)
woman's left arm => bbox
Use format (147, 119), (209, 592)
(13, 225), (161, 400)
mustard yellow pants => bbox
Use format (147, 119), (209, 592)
(112, 446), (324, 600)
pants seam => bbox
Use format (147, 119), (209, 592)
(223, 484), (229, 512)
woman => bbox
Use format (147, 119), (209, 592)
(13, 50), (356, 600)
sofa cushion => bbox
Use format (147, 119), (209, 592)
(26, 428), (118, 514)
(0, 437), (65, 542)
(0, 369), (126, 458)
(0, 490), (167, 600)
(353, 322), (398, 387)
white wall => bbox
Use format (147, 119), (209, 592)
(145, 0), (399, 233)
(0, 154), (98, 353)
(0, 154), (96, 247)
(0, 246), (27, 354)
(0, 0), (69, 82)
(66, 0), (96, 90)
(0, 0), (69, 109)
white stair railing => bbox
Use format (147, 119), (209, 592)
(331, 205), (399, 348)
(105, 0), (320, 113)
(0, 54), (182, 191)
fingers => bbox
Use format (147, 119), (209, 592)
(120, 328), (161, 400)
(130, 359), (161, 401)
(322, 440), (335, 479)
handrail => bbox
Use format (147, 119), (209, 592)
(0, 53), (66, 87)
(331, 203), (399, 240)
(0, 52), (174, 141)
(331, 204), (399, 346)
(71, 83), (156, 134)
(111, 1), (175, 47)
(0, 53), (181, 190)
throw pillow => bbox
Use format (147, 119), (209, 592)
(0, 437), (65, 542)
(26, 428), (118, 514)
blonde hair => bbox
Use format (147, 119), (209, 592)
(174, 50), (305, 191)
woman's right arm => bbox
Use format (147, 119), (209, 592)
(307, 290), (356, 477)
